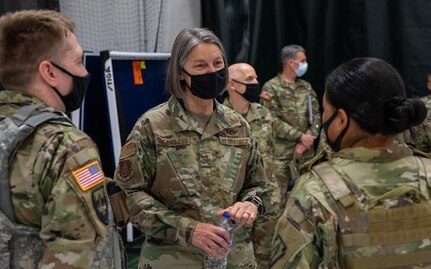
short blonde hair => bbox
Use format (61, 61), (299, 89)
(0, 10), (75, 89)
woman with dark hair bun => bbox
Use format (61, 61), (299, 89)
(271, 58), (431, 269)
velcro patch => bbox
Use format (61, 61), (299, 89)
(72, 161), (104, 191)
(260, 90), (272, 100)
(219, 137), (250, 146)
(117, 159), (133, 180)
(120, 141), (136, 159)
(155, 136), (190, 146)
(92, 185), (109, 225)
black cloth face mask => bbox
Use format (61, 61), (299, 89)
(232, 79), (260, 103)
(182, 68), (226, 99)
(51, 62), (91, 112)
(322, 110), (350, 152)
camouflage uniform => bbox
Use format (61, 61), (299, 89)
(0, 90), (117, 268)
(114, 96), (270, 269)
(270, 143), (431, 269)
(403, 95), (431, 154)
(260, 75), (321, 207)
(224, 99), (280, 269)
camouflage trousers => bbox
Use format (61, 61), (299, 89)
(251, 208), (280, 268)
(251, 171), (281, 269)
(274, 151), (314, 210)
(273, 158), (291, 210)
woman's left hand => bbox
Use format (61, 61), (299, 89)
(216, 201), (258, 225)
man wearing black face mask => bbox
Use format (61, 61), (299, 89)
(50, 62), (91, 112)
(223, 63), (280, 269)
(0, 10), (124, 268)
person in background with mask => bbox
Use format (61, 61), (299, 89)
(223, 63), (280, 269)
(0, 10), (123, 268)
(113, 28), (270, 269)
(270, 57), (431, 269)
(260, 44), (321, 209)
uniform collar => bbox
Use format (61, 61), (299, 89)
(223, 98), (261, 123)
(333, 143), (413, 163)
(0, 90), (45, 106)
(169, 96), (243, 140)
(276, 73), (308, 88)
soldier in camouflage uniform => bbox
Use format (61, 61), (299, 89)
(403, 73), (431, 155)
(270, 58), (431, 269)
(0, 10), (123, 269)
(114, 28), (270, 269)
(260, 44), (321, 208)
(223, 63), (280, 269)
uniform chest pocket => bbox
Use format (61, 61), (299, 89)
(165, 150), (198, 197)
(152, 137), (198, 203)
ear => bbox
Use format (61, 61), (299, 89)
(337, 108), (349, 130)
(227, 79), (235, 91)
(39, 60), (58, 87)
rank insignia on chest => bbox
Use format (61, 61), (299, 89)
(72, 161), (104, 191)
(225, 128), (238, 136)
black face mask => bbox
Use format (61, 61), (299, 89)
(182, 68), (226, 99)
(322, 110), (350, 152)
(51, 62), (91, 112)
(232, 79), (260, 103)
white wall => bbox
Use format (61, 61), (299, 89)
(60, 0), (201, 53)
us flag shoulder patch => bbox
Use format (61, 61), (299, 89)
(259, 90), (272, 100)
(72, 161), (104, 191)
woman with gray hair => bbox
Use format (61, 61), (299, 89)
(114, 28), (270, 268)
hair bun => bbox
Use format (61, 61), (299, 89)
(383, 97), (427, 134)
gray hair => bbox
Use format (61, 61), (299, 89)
(280, 44), (305, 65)
(166, 28), (228, 99)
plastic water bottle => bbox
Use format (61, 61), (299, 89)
(206, 212), (234, 269)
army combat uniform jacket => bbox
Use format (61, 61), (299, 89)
(115, 96), (270, 269)
(260, 75), (321, 207)
(260, 75), (320, 160)
(0, 91), (116, 268)
(270, 143), (431, 269)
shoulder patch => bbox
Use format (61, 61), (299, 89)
(72, 161), (104, 191)
(117, 159), (133, 180)
(120, 141), (136, 159)
(260, 90), (273, 100)
(92, 185), (109, 225)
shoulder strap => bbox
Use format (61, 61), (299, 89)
(415, 156), (430, 199)
(0, 104), (71, 222)
(312, 163), (356, 208)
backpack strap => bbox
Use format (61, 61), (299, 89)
(0, 104), (71, 222)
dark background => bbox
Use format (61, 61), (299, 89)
(201, 0), (431, 103)
(2, 0), (431, 101)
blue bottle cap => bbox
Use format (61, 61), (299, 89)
(223, 212), (230, 219)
